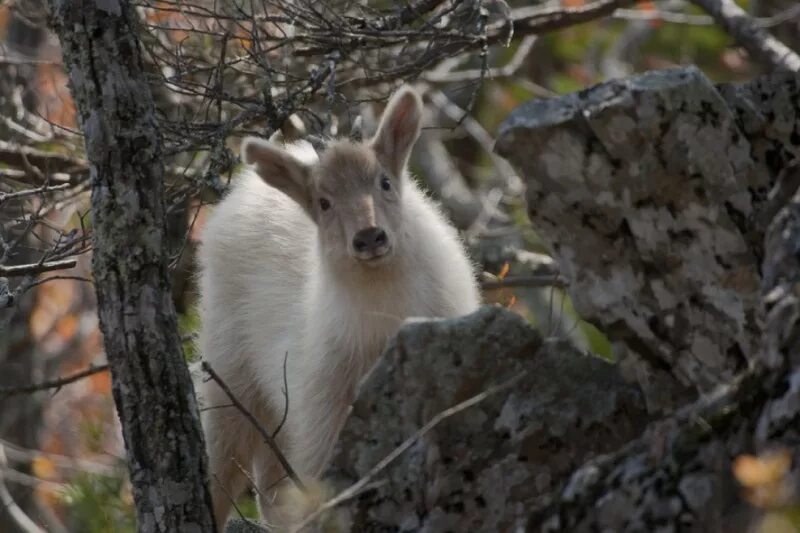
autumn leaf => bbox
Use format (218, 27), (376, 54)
(498, 261), (510, 280)
(733, 448), (796, 509)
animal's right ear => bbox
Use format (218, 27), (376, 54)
(371, 86), (423, 178)
(241, 137), (313, 214)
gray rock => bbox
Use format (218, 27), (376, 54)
(327, 307), (648, 532)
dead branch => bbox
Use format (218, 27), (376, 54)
(423, 35), (539, 84)
(0, 140), (87, 177)
(688, 0), (800, 71)
(0, 183), (72, 204)
(201, 362), (307, 493)
(0, 258), (77, 277)
(0, 445), (46, 533)
(0, 364), (108, 398)
(481, 274), (567, 291)
(0, 438), (115, 475)
(496, 0), (639, 42)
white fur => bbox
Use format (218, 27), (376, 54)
(197, 129), (480, 529)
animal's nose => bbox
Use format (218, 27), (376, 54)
(353, 227), (388, 253)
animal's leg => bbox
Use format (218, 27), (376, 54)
(201, 383), (253, 531)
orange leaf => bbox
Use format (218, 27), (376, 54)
(31, 455), (56, 480)
(498, 262), (510, 280)
(733, 449), (792, 488)
(89, 369), (112, 394)
(55, 314), (78, 339)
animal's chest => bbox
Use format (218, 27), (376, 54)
(315, 285), (422, 362)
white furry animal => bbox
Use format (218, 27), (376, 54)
(197, 86), (480, 529)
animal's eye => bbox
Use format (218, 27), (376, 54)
(380, 177), (392, 191)
(319, 198), (331, 211)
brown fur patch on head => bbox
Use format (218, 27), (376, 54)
(314, 140), (383, 195)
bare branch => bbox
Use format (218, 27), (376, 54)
(0, 140), (87, 177)
(375, 0), (448, 31)
(201, 362), (307, 493)
(494, 0), (639, 42)
(0, 183), (73, 204)
(272, 351), (290, 439)
(423, 35), (539, 84)
(0, 438), (115, 476)
(481, 274), (567, 291)
(0, 445), (46, 533)
(0, 364), (109, 398)
(0, 258), (77, 277)
(688, 0), (800, 71)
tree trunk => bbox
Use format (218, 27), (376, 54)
(46, 1), (215, 531)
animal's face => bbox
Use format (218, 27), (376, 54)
(241, 86), (422, 269)
(310, 143), (403, 266)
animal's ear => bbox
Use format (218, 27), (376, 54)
(241, 137), (313, 215)
(371, 86), (422, 178)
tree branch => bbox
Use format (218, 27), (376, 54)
(688, 0), (800, 71)
(0, 140), (87, 177)
(0, 365), (108, 398)
(480, 274), (567, 291)
(0, 445), (45, 533)
(0, 259), (77, 277)
(492, 0), (640, 42)
(201, 362), (306, 493)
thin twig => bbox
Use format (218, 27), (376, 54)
(201, 362), (307, 493)
(0, 258), (77, 277)
(0, 364), (109, 398)
(272, 351), (290, 439)
(231, 456), (262, 499)
(0, 444), (46, 533)
(423, 35), (539, 84)
(481, 275), (567, 291)
(212, 472), (259, 529)
(688, 0), (800, 71)
(0, 438), (115, 475)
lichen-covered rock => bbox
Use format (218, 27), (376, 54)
(529, 183), (800, 532)
(496, 67), (800, 412)
(325, 307), (648, 532)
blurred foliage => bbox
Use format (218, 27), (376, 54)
(179, 305), (202, 362)
(237, 494), (260, 521)
(733, 448), (800, 533)
(60, 470), (135, 533)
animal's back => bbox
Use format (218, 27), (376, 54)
(197, 169), (315, 387)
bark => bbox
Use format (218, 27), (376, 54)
(46, 1), (215, 531)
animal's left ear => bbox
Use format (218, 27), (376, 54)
(371, 86), (422, 178)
